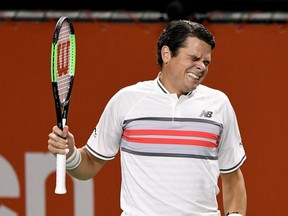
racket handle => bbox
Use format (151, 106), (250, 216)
(55, 153), (67, 194)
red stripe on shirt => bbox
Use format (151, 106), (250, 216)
(122, 129), (218, 148)
(124, 129), (219, 140)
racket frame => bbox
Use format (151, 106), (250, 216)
(51, 16), (76, 194)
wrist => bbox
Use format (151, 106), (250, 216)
(66, 146), (82, 170)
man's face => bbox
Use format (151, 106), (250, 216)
(161, 36), (212, 96)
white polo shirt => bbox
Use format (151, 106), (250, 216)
(86, 76), (246, 216)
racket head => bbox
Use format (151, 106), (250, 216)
(51, 16), (76, 129)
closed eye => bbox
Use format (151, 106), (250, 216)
(189, 54), (210, 67)
(203, 60), (210, 66)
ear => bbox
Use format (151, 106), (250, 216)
(161, 45), (171, 64)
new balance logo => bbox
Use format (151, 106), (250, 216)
(199, 110), (213, 118)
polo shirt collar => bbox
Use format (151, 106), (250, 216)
(156, 72), (194, 97)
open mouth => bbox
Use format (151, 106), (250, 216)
(187, 72), (200, 80)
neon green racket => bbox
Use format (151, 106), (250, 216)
(51, 16), (76, 194)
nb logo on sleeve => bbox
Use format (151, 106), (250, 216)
(199, 110), (213, 118)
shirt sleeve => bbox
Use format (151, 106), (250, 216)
(85, 91), (124, 160)
(218, 97), (246, 173)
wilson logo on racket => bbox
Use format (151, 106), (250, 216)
(57, 41), (70, 76)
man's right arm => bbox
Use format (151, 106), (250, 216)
(48, 125), (107, 180)
(67, 147), (107, 180)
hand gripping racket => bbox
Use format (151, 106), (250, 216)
(51, 16), (76, 194)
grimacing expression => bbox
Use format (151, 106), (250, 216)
(162, 37), (212, 96)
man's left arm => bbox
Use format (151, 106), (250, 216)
(221, 168), (247, 216)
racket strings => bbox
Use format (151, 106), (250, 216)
(57, 21), (72, 103)
(58, 74), (71, 103)
(58, 21), (70, 43)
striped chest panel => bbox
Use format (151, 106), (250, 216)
(121, 117), (223, 160)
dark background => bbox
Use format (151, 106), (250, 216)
(2, 0), (288, 24)
(2, 0), (288, 11)
(2, 0), (288, 19)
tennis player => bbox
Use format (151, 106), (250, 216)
(48, 20), (247, 216)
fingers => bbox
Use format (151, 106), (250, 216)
(48, 126), (69, 155)
(54, 125), (67, 139)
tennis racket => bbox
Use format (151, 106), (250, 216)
(51, 16), (76, 194)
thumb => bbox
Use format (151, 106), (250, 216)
(64, 125), (74, 142)
(63, 125), (76, 154)
(62, 125), (69, 138)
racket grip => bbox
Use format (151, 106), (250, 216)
(55, 153), (67, 194)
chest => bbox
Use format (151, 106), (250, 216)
(122, 94), (224, 140)
(124, 93), (223, 124)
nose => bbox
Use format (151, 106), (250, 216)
(195, 61), (205, 71)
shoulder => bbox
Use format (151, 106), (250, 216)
(106, 80), (156, 107)
(196, 84), (229, 101)
(115, 80), (156, 97)
(124, 80), (155, 91)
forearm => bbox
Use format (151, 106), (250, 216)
(223, 184), (247, 215)
(222, 169), (247, 216)
(67, 147), (106, 180)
